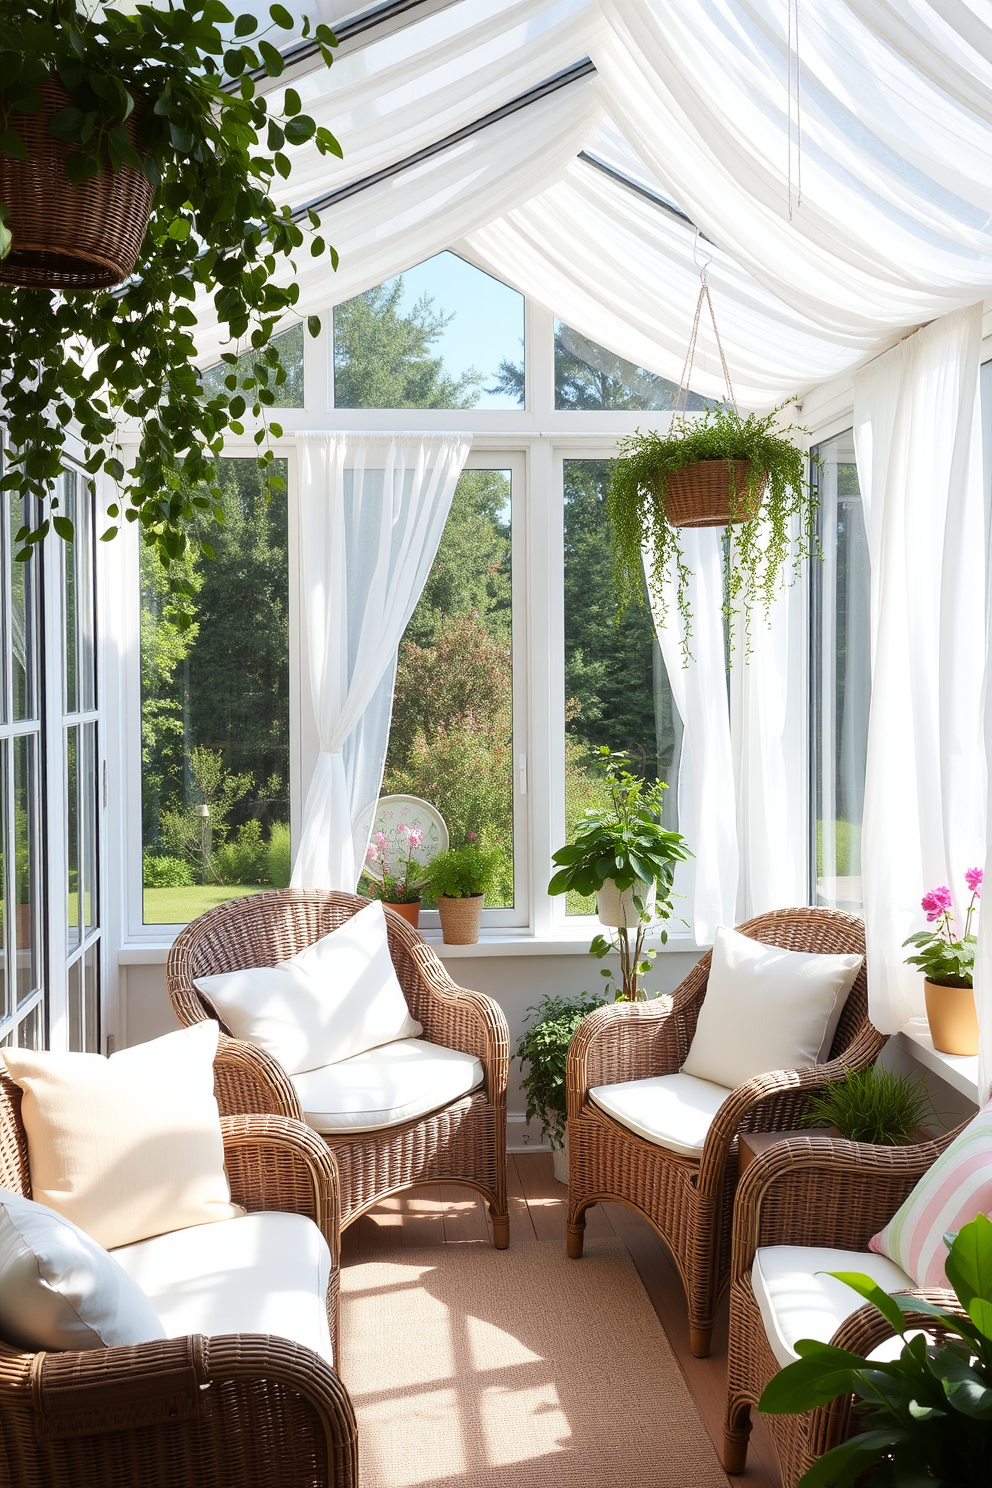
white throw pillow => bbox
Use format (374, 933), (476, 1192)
(194, 899), (422, 1074)
(3, 1021), (243, 1251)
(0, 1188), (165, 1352)
(681, 925), (863, 1090)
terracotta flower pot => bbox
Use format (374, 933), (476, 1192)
(596, 878), (656, 928)
(924, 978), (979, 1056)
(384, 900), (421, 929)
(437, 894), (483, 945)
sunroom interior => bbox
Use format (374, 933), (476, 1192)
(5, 2), (992, 1487)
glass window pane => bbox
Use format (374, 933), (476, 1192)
(563, 459), (682, 913)
(811, 431), (870, 911)
(64, 472), (78, 713)
(0, 742), (7, 1024)
(13, 734), (39, 1003)
(84, 943), (99, 1054)
(379, 470), (514, 907)
(9, 496), (38, 721)
(334, 252), (525, 411)
(68, 957), (82, 1052)
(200, 323), (305, 408)
(67, 724), (79, 951)
(554, 323), (711, 413)
(141, 459), (289, 924)
(82, 722), (98, 934)
(17, 1001), (42, 1049)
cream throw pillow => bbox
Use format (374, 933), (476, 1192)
(194, 899), (422, 1074)
(681, 926), (863, 1090)
(3, 1021), (243, 1250)
(0, 1188), (165, 1351)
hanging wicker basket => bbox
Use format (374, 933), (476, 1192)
(0, 78), (153, 290)
(656, 459), (767, 528)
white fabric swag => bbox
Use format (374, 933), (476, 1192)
(854, 304), (986, 1035)
(291, 432), (471, 891)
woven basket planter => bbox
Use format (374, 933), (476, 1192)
(437, 894), (483, 945)
(656, 459), (766, 528)
(0, 78), (153, 290)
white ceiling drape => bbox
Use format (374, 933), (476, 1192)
(191, 1), (992, 405)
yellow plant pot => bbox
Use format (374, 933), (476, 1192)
(924, 978), (979, 1056)
(437, 894), (482, 945)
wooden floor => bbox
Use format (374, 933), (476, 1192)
(341, 1151), (781, 1488)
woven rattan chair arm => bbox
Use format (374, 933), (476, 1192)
(829, 1289), (967, 1357)
(403, 941), (510, 1102)
(566, 994), (692, 1118)
(214, 1034), (303, 1120)
(221, 1114), (341, 1267)
(730, 1129), (964, 1279)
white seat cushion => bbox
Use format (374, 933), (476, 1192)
(112, 1211), (333, 1366)
(753, 1245), (914, 1368)
(292, 1038), (484, 1135)
(588, 1072), (733, 1157)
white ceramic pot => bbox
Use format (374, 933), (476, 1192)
(551, 1131), (569, 1186)
(596, 877), (656, 928)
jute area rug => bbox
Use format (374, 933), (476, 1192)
(339, 1238), (728, 1488)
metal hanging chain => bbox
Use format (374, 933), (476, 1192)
(675, 272), (738, 416)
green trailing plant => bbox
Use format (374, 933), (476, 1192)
(759, 1213), (992, 1486)
(516, 992), (607, 1149)
(548, 747), (690, 1001)
(605, 405), (816, 659)
(423, 840), (502, 899)
(800, 1065), (935, 1147)
(0, 1), (340, 590)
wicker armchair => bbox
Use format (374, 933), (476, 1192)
(0, 1039), (357, 1488)
(168, 889), (510, 1247)
(566, 906), (884, 1356)
(724, 1130), (966, 1485)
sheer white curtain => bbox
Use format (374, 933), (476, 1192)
(291, 432), (471, 891)
(854, 305), (986, 1034)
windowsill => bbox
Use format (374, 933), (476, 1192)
(117, 926), (705, 965)
(897, 1020), (982, 1104)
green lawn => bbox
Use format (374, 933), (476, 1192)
(143, 883), (266, 925)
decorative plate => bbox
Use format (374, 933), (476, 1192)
(354, 794), (449, 889)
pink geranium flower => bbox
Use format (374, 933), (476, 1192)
(921, 885), (953, 922)
(965, 866), (983, 897)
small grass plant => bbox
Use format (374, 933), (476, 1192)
(801, 1064), (934, 1146)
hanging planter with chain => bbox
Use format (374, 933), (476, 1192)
(605, 270), (817, 660)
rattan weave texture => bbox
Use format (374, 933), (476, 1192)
(565, 906), (884, 1357)
(659, 460), (766, 528)
(167, 890), (510, 1246)
(723, 1131), (967, 1484)
(0, 1051), (357, 1487)
(0, 79), (153, 289)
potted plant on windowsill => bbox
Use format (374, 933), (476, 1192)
(800, 1065), (935, 1147)
(517, 992), (608, 1184)
(361, 824), (424, 929)
(605, 405), (816, 657)
(548, 748), (690, 1002)
(903, 870), (981, 1056)
(423, 837), (502, 945)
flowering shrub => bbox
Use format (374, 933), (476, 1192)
(903, 869), (982, 987)
(362, 824), (423, 904)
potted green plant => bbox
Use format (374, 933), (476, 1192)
(423, 837), (502, 945)
(606, 405), (817, 656)
(361, 824), (424, 929)
(903, 871), (981, 1056)
(800, 1065), (935, 1146)
(0, 1), (340, 587)
(548, 748), (690, 1001)
(759, 1213), (992, 1486)
(517, 992), (608, 1183)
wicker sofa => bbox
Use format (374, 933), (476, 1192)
(0, 1038), (357, 1488)
(723, 1129), (966, 1485)
(565, 907), (884, 1356)
(168, 889), (511, 1246)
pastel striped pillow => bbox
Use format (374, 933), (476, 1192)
(869, 1098), (992, 1287)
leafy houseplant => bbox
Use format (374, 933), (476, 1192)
(517, 992), (607, 1177)
(548, 748), (690, 1001)
(605, 405), (817, 657)
(759, 1213), (992, 1486)
(361, 823), (424, 928)
(0, 1), (340, 588)
(423, 837), (502, 945)
(904, 870), (981, 1056)
(800, 1065), (935, 1147)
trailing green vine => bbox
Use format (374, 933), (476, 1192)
(605, 405), (817, 660)
(0, 1), (340, 589)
